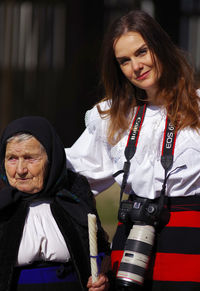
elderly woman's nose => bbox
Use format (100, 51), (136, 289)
(16, 159), (28, 174)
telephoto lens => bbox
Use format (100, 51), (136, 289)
(116, 222), (155, 289)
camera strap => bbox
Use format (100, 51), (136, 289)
(113, 104), (177, 203)
(161, 117), (177, 171)
(159, 116), (177, 203)
(113, 105), (147, 201)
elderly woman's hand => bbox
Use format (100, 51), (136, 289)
(87, 273), (110, 291)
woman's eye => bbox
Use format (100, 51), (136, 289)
(7, 156), (17, 161)
(24, 156), (35, 162)
(118, 58), (129, 66)
(24, 156), (31, 160)
(138, 47), (148, 56)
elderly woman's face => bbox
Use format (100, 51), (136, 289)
(4, 137), (48, 194)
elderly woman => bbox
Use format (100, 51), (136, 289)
(0, 116), (111, 291)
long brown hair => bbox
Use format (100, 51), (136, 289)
(98, 10), (200, 145)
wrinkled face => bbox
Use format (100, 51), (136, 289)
(114, 31), (161, 100)
(5, 137), (48, 194)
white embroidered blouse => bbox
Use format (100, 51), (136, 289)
(66, 99), (200, 199)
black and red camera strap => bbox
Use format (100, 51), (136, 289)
(161, 117), (177, 171)
(113, 104), (177, 202)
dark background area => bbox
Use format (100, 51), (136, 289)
(0, 0), (200, 147)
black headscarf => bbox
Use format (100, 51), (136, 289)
(0, 116), (67, 208)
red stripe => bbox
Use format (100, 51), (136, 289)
(172, 130), (177, 155)
(153, 253), (200, 282)
(111, 250), (123, 274)
(161, 116), (168, 155)
(112, 251), (200, 282)
(166, 211), (200, 227)
(118, 211), (200, 228)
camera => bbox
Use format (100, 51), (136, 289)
(118, 197), (161, 226)
(116, 196), (163, 289)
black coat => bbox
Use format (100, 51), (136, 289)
(0, 170), (110, 291)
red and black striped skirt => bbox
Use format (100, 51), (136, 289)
(111, 195), (200, 291)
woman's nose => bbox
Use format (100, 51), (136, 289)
(16, 159), (28, 175)
(131, 59), (143, 72)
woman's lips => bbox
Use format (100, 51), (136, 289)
(136, 70), (150, 80)
(17, 178), (30, 181)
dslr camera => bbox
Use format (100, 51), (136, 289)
(116, 195), (165, 290)
(118, 196), (161, 226)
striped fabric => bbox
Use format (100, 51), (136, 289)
(111, 195), (200, 291)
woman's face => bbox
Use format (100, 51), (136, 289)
(5, 137), (48, 194)
(114, 31), (161, 100)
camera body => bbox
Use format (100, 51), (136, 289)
(118, 196), (160, 226)
(116, 196), (162, 290)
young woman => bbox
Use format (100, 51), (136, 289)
(66, 10), (200, 290)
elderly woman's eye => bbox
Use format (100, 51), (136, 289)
(24, 156), (31, 160)
(24, 156), (39, 163)
(7, 156), (17, 161)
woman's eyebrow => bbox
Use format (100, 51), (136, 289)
(134, 44), (147, 55)
(116, 43), (147, 61)
(116, 56), (129, 62)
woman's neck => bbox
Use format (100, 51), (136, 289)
(146, 89), (164, 106)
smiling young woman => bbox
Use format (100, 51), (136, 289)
(98, 10), (200, 146)
(114, 31), (161, 101)
(66, 10), (200, 291)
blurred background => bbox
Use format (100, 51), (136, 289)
(0, 0), (200, 241)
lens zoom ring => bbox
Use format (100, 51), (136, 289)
(118, 262), (145, 277)
(125, 239), (152, 256)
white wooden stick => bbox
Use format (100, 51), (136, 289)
(88, 213), (98, 283)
